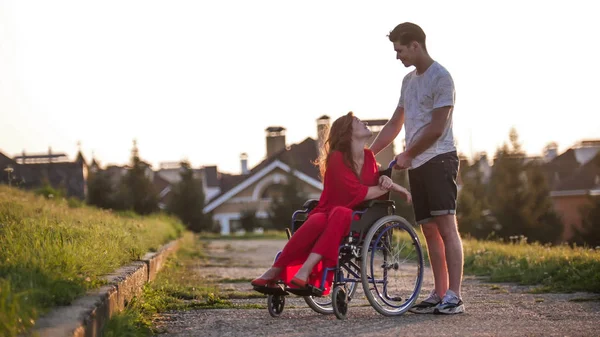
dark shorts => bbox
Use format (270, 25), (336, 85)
(408, 151), (459, 225)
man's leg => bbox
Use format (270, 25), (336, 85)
(423, 151), (464, 314)
(421, 222), (449, 298)
(434, 214), (463, 297)
(408, 166), (444, 313)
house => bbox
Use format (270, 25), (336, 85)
(153, 162), (221, 210)
(543, 140), (600, 240)
(203, 115), (396, 234)
(0, 147), (88, 199)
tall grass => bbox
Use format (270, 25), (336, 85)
(400, 229), (600, 293)
(0, 185), (184, 337)
(462, 236), (600, 293)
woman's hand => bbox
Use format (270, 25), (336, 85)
(379, 175), (393, 190)
(392, 184), (412, 204)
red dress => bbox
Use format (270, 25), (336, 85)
(272, 148), (380, 272)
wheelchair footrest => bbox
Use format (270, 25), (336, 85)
(253, 284), (289, 296)
(285, 284), (324, 297)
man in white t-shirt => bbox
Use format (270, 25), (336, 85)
(370, 22), (465, 315)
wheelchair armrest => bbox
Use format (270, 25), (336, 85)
(378, 167), (393, 178)
(354, 199), (395, 210)
(302, 199), (319, 210)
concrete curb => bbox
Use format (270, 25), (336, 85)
(31, 238), (182, 337)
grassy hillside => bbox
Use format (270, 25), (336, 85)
(0, 185), (184, 337)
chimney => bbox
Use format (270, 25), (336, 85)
(543, 142), (558, 162)
(316, 115), (330, 152)
(240, 152), (249, 175)
(265, 126), (286, 158)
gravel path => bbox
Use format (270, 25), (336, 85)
(155, 239), (599, 337)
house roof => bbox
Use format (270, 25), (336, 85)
(203, 137), (321, 213)
(553, 153), (600, 192)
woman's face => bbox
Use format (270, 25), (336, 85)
(352, 116), (372, 139)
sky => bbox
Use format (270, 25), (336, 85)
(1, 0), (599, 174)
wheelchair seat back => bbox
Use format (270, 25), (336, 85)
(349, 200), (394, 233)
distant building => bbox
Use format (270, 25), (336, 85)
(543, 140), (600, 240)
(0, 147), (88, 199)
(201, 115), (396, 234)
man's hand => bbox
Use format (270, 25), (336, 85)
(394, 152), (413, 169)
(379, 175), (393, 190)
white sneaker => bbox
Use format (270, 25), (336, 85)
(434, 290), (465, 314)
(408, 289), (442, 314)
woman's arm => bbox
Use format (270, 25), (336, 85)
(365, 185), (390, 200)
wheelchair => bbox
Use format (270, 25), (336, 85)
(254, 161), (425, 320)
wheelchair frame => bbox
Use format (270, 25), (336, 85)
(258, 161), (425, 319)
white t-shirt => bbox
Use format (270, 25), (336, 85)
(398, 61), (457, 169)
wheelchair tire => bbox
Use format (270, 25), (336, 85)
(332, 286), (348, 320)
(360, 215), (424, 316)
(267, 294), (285, 317)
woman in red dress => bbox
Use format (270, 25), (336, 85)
(251, 112), (412, 289)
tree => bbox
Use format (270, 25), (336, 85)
(86, 169), (115, 209)
(240, 208), (260, 233)
(457, 159), (497, 239)
(572, 196), (600, 247)
(520, 161), (563, 243)
(268, 171), (308, 230)
(167, 160), (208, 232)
(120, 140), (159, 215)
(488, 128), (562, 244)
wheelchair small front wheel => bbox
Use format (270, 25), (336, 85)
(267, 294), (285, 317)
(332, 286), (348, 320)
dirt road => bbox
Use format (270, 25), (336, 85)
(155, 239), (599, 337)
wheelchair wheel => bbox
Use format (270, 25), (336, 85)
(332, 286), (348, 320)
(360, 215), (424, 316)
(304, 262), (360, 315)
(267, 294), (285, 317)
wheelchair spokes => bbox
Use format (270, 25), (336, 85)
(361, 215), (424, 316)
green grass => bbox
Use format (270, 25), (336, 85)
(397, 229), (600, 293)
(461, 238), (600, 293)
(0, 186), (184, 337)
(103, 232), (260, 336)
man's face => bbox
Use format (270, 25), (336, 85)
(393, 41), (414, 67)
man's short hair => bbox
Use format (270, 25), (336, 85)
(388, 22), (427, 50)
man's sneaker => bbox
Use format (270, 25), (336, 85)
(434, 290), (465, 314)
(408, 290), (441, 314)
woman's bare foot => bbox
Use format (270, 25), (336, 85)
(251, 267), (282, 288)
(257, 267), (281, 281)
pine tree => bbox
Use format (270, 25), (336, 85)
(86, 169), (115, 209)
(457, 160), (496, 239)
(121, 140), (159, 215)
(268, 171), (308, 231)
(521, 161), (563, 243)
(488, 128), (562, 244)
(167, 160), (207, 232)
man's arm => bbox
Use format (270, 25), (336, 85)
(369, 106), (405, 155)
(405, 106), (451, 158)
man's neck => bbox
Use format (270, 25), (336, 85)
(415, 54), (434, 75)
